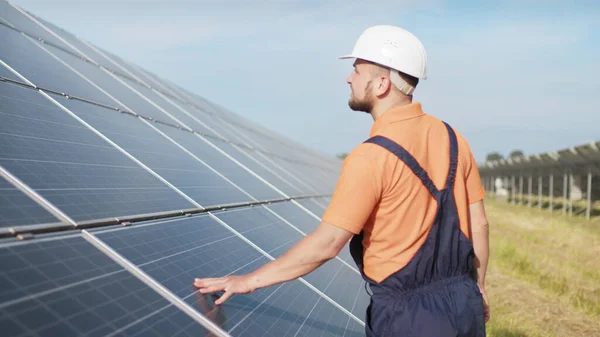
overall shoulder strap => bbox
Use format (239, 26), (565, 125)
(442, 122), (459, 190)
(364, 135), (439, 197)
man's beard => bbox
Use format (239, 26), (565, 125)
(348, 81), (374, 114)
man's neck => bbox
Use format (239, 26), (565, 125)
(370, 96), (413, 121)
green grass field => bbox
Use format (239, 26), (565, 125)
(484, 198), (600, 337)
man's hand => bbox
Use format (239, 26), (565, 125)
(194, 275), (254, 305)
(479, 287), (490, 323)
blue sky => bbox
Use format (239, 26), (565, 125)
(9, 0), (600, 163)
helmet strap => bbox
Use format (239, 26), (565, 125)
(390, 71), (414, 96)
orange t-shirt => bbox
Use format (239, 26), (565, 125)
(322, 102), (486, 283)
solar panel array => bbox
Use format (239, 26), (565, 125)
(0, 2), (370, 336)
(479, 141), (600, 220)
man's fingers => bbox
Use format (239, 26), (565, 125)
(215, 290), (233, 305)
(198, 284), (227, 294)
(193, 275), (248, 305)
(194, 277), (227, 288)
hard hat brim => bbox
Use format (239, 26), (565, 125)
(338, 54), (427, 80)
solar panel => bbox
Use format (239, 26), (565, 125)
(208, 141), (308, 197)
(262, 199), (358, 267)
(267, 156), (336, 195)
(0, 2), (71, 51)
(262, 201), (321, 233)
(114, 77), (223, 139)
(92, 215), (364, 336)
(0, 63), (22, 82)
(212, 206), (370, 319)
(0, 16), (326, 200)
(0, 2), (370, 336)
(53, 96), (253, 207)
(294, 198), (327, 218)
(0, 175), (61, 231)
(0, 24), (116, 107)
(26, 13), (131, 74)
(128, 64), (194, 104)
(0, 235), (215, 336)
(154, 124), (284, 201)
(0, 81), (195, 221)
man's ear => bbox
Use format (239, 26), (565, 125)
(375, 74), (392, 97)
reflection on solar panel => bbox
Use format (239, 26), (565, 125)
(0, 1), (368, 336)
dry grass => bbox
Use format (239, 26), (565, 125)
(484, 198), (600, 337)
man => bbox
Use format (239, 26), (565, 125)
(194, 25), (490, 337)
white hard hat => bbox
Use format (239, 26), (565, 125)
(339, 25), (427, 95)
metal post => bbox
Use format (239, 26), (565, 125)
(519, 175), (524, 205)
(512, 176), (516, 204)
(528, 175), (533, 207)
(538, 175), (543, 209)
(586, 168), (592, 221)
(563, 171), (568, 214)
(568, 171), (574, 217)
(549, 173), (554, 213)
(505, 176), (510, 203)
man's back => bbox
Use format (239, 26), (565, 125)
(322, 102), (485, 283)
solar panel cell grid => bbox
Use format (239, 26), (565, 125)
(0, 236), (213, 337)
(0, 2), (71, 51)
(113, 75), (223, 136)
(212, 206), (369, 320)
(0, 82), (195, 222)
(229, 280), (363, 337)
(28, 14), (131, 76)
(155, 124), (282, 201)
(209, 140), (306, 196)
(0, 24), (116, 107)
(212, 206), (303, 254)
(127, 65), (192, 104)
(294, 198), (326, 218)
(269, 156), (334, 194)
(45, 44), (180, 123)
(93, 214), (363, 336)
(0, 62), (22, 82)
(0, 175), (61, 229)
(94, 216), (279, 328)
(262, 201), (321, 234)
(55, 96), (252, 207)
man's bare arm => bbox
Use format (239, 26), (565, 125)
(194, 221), (354, 304)
(469, 200), (489, 288)
(469, 199), (490, 322)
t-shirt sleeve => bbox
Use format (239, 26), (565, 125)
(322, 152), (383, 234)
(464, 148), (486, 204)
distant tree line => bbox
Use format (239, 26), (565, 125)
(485, 149), (525, 162)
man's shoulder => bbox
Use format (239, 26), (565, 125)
(420, 115), (474, 153)
(345, 138), (394, 163)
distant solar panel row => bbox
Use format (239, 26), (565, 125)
(0, 1), (367, 336)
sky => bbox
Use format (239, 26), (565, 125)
(8, 0), (600, 163)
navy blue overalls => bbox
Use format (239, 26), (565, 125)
(350, 122), (486, 337)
